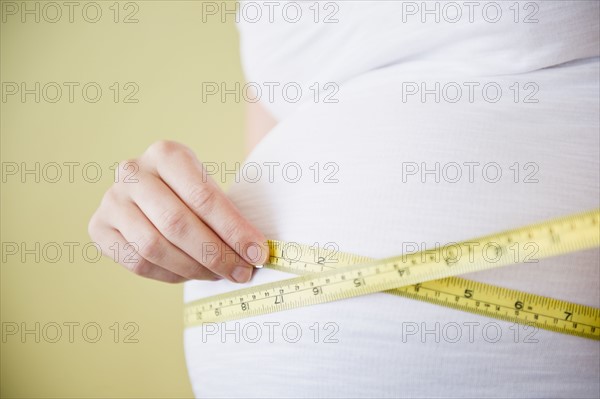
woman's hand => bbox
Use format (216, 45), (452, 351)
(88, 140), (268, 283)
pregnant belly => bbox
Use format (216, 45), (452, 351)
(184, 61), (600, 398)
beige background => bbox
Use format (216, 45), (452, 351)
(1, 1), (244, 397)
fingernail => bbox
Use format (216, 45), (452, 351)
(246, 242), (268, 266)
(231, 266), (252, 283)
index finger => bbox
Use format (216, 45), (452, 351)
(144, 141), (269, 267)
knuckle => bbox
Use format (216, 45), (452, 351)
(187, 262), (212, 280)
(146, 140), (186, 158)
(128, 259), (153, 277)
(117, 158), (138, 173)
(136, 234), (165, 262)
(87, 212), (101, 238)
(203, 250), (228, 276)
(100, 187), (119, 207)
(158, 208), (189, 238)
(187, 184), (216, 213)
(122, 243), (143, 263)
(221, 218), (246, 243)
(115, 159), (141, 185)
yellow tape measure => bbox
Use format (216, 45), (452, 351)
(184, 209), (600, 340)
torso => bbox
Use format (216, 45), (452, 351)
(185, 2), (600, 396)
(185, 60), (600, 398)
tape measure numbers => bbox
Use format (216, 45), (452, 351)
(184, 209), (600, 340)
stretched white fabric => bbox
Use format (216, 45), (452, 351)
(185, 2), (600, 397)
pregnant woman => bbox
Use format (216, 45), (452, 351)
(89, 2), (600, 397)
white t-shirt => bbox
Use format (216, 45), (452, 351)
(184, 2), (600, 397)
